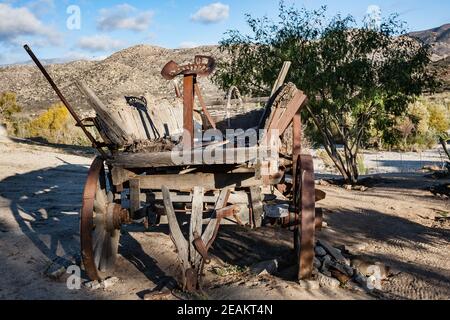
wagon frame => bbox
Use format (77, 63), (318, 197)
(24, 45), (324, 293)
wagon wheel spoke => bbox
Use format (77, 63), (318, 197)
(293, 154), (316, 280)
(81, 157), (123, 281)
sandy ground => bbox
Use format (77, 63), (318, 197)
(0, 138), (449, 300)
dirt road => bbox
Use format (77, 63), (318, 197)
(0, 139), (449, 300)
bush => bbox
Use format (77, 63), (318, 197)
(428, 103), (449, 134)
(0, 92), (22, 125)
(12, 103), (92, 146)
(26, 103), (69, 137)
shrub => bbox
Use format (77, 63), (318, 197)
(428, 103), (449, 134)
(0, 92), (22, 125)
(13, 103), (92, 146)
(26, 103), (69, 137)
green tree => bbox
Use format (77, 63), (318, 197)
(215, 2), (434, 184)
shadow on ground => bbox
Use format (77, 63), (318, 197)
(1, 163), (449, 299)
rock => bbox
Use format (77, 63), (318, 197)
(321, 255), (331, 268)
(351, 258), (388, 280)
(84, 280), (102, 290)
(346, 280), (365, 292)
(250, 259), (278, 276)
(330, 269), (351, 285)
(103, 277), (120, 289)
(315, 246), (327, 257)
(45, 263), (66, 280)
(353, 272), (369, 288)
(313, 257), (321, 269)
(317, 240), (349, 265)
(330, 261), (354, 277)
(344, 184), (352, 190)
(264, 203), (289, 218)
(317, 273), (341, 289)
(367, 275), (383, 290)
(321, 270), (332, 277)
(299, 279), (320, 290)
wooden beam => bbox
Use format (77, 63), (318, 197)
(271, 61), (292, 96)
(183, 75), (195, 149)
(194, 83), (216, 129)
(75, 80), (131, 146)
(106, 146), (269, 168)
(162, 186), (190, 275)
(202, 188), (231, 249)
(189, 187), (204, 269)
(204, 96), (269, 107)
(270, 90), (307, 135)
(250, 186), (263, 228)
(129, 178), (141, 219)
(137, 172), (272, 191)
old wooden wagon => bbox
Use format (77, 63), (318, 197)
(25, 45), (324, 292)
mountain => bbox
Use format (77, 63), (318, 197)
(0, 45), (224, 116)
(408, 24), (450, 61)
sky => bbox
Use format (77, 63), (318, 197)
(0, 0), (449, 65)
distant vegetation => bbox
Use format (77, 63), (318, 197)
(0, 91), (22, 126)
(215, 1), (440, 184)
(1, 93), (91, 146)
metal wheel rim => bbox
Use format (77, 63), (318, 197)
(80, 157), (120, 281)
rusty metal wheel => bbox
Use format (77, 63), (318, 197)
(293, 154), (316, 280)
(81, 157), (123, 281)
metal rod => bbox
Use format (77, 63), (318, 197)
(23, 44), (107, 159)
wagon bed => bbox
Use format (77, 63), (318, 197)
(25, 45), (324, 294)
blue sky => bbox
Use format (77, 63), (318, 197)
(0, 0), (449, 64)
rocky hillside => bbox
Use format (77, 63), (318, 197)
(0, 45), (224, 116)
(409, 24), (450, 61)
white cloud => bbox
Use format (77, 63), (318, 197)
(97, 4), (154, 32)
(179, 41), (198, 49)
(0, 3), (61, 46)
(366, 5), (382, 29)
(191, 2), (229, 24)
(77, 35), (126, 52)
(27, 0), (55, 17)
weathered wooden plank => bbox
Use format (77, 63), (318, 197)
(129, 178), (141, 218)
(162, 186), (190, 272)
(137, 172), (269, 191)
(204, 96), (269, 107)
(111, 167), (136, 186)
(107, 146), (271, 168)
(189, 186), (204, 269)
(194, 83), (216, 129)
(271, 61), (292, 96)
(147, 190), (259, 204)
(250, 186), (263, 228)
(271, 91), (307, 135)
(183, 75), (195, 149)
(202, 188), (231, 249)
(76, 81), (131, 146)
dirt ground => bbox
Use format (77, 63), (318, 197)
(0, 138), (449, 300)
